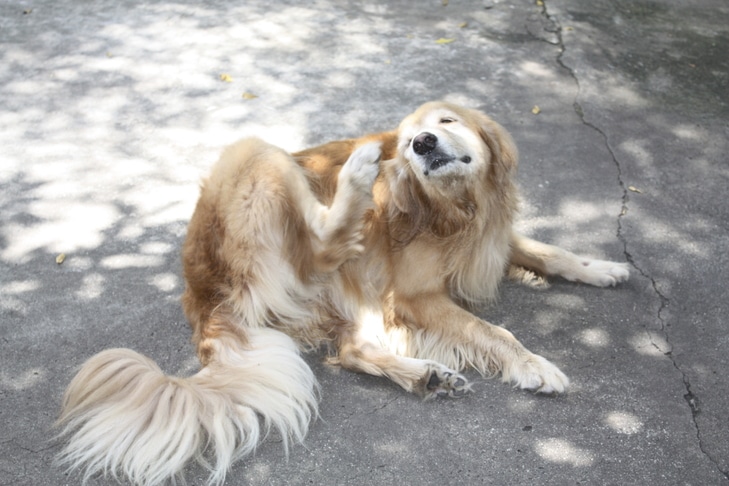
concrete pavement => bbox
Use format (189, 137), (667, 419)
(1, 0), (728, 484)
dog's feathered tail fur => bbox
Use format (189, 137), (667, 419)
(54, 102), (629, 486)
(55, 327), (317, 486)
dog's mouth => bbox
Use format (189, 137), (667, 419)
(424, 156), (454, 176)
(422, 154), (471, 176)
(410, 131), (473, 176)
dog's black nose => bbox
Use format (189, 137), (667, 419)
(412, 132), (438, 155)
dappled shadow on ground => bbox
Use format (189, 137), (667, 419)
(1, 0), (726, 484)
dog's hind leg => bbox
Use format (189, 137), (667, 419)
(302, 142), (382, 272)
(510, 231), (629, 287)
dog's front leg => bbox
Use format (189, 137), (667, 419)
(396, 292), (569, 394)
(333, 310), (471, 400)
(510, 231), (630, 287)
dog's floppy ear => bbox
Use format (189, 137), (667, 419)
(477, 114), (518, 184)
(382, 158), (429, 246)
(387, 161), (416, 214)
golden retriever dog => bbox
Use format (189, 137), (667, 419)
(56, 101), (629, 485)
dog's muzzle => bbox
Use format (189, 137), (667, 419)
(413, 132), (438, 155)
(413, 131), (468, 175)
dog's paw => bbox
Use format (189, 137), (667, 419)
(418, 363), (472, 400)
(574, 259), (630, 287)
(504, 354), (569, 394)
(339, 142), (381, 191)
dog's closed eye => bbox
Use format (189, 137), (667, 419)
(440, 117), (456, 124)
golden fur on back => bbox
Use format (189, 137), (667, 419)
(57, 101), (629, 486)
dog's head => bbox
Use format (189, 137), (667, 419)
(388, 101), (518, 209)
(397, 101), (517, 186)
(384, 101), (519, 242)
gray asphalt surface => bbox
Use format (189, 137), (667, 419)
(1, 0), (728, 484)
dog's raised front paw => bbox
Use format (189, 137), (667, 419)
(504, 354), (569, 394)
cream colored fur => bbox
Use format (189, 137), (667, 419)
(57, 102), (629, 485)
(56, 328), (316, 485)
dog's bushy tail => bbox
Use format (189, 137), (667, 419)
(55, 327), (318, 486)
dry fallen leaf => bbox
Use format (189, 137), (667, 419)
(56, 253), (66, 264)
(531, 105), (541, 115)
(435, 38), (455, 45)
(219, 73), (233, 82)
(628, 185), (642, 193)
(459, 22), (468, 28)
(536, 0), (544, 6)
(242, 92), (258, 100)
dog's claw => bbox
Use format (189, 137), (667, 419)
(339, 142), (381, 191)
(420, 364), (472, 400)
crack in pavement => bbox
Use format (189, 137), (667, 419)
(365, 395), (399, 415)
(536, 1), (729, 480)
(340, 393), (399, 421)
